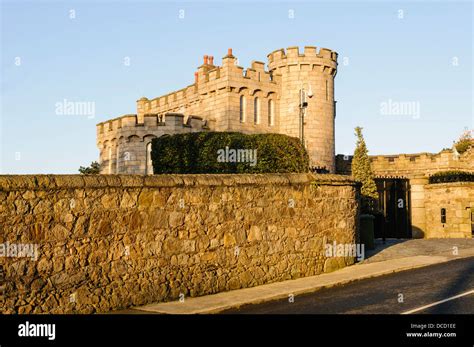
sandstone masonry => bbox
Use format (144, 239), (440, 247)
(97, 46), (338, 174)
(424, 182), (474, 238)
(336, 147), (474, 238)
(0, 173), (358, 313)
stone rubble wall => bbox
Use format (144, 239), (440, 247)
(0, 173), (358, 313)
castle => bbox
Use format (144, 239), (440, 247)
(96, 46), (338, 174)
(95, 45), (473, 240)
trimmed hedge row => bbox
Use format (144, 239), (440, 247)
(151, 132), (309, 174)
(429, 171), (474, 184)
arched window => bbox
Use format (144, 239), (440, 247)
(239, 95), (246, 122)
(108, 147), (112, 174)
(116, 146), (120, 173)
(145, 142), (153, 175)
(254, 97), (260, 124)
(268, 99), (274, 126)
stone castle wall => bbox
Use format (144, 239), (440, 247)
(97, 46), (338, 174)
(97, 113), (209, 174)
(336, 148), (474, 179)
(424, 182), (474, 238)
(0, 174), (359, 314)
(369, 149), (474, 178)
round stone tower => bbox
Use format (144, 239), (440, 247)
(267, 46), (338, 172)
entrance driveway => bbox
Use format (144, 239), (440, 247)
(363, 238), (474, 263)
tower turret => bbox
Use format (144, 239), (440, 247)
(267, 46), (338, 172)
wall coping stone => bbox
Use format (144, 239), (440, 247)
(0, 174), (357, 191)
(425, 181), (474, 189)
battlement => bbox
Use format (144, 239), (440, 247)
(371, 150), (454, 167)
(129, 46), (339, 125)
(267, 46), (338, 66)
(132, 49), (279, 120)
(96, 112), (208, 146)
(336, 148), (474, 178)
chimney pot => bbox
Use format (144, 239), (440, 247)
(194, 72), (198, 83)
(228, 48), (233, 56)
(209, 56), (214, 65)
(203, 55), (209, 65)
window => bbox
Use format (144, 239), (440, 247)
(108, 147), (112, 174)
(268, 99), (274, 126)
(239, 95), (246, 122)
(441, 208), (446, 224)
(254, 97), (260, 124)
(145, 142), (153, 175)
(471, 211), (474, 236)
(326, 80), (328, 100)
(116, 146), (120, 173)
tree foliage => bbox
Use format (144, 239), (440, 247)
(78, 161), (101, 174)
(351, 127), (378, 213)
(454, 129), (472, 154)
(151, 132), (309, 174)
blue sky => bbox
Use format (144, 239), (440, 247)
(1, 0), (472, 173)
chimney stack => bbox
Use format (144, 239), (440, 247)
(227, 48), (233, 56)
(209, 56), (214, 65)
(203, 55), (209, 65)
(194, 72), (198, 83)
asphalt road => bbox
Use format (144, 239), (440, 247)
(222, 257), (474, 314)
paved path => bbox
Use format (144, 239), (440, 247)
(362, 238), (474, 263)
(116, 238), (474, 314)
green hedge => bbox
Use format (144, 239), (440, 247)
(151, 132), (309, 174)
(429, 171), (474, 184)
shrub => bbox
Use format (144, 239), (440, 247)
(429, 171), (474, 184)
(151, 132), (309, 174)
(454, 130), (472, 154)
(78, 161), (101, 174)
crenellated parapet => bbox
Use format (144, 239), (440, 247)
(97, 113), (207, 146)
(134, 48), (280, 126)
(267, 46), (338, 77)
(133, 46), (339, 127)
(371, 149), (474, 177)
(336, 148), (474, 178)
(97, 113), (209, 174)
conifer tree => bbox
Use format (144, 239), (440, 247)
(352, 127), (378, 212)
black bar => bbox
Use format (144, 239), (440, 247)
(0, 314), (473, 346)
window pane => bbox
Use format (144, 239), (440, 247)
(254, 97), (259, 124)
(240, 95), (245, 122)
